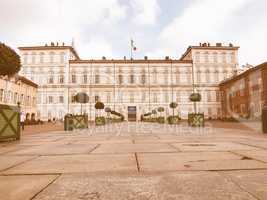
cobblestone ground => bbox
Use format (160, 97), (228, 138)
(1, 122), (267, 200)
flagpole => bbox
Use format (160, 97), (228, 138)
(130, 39), (133, 60)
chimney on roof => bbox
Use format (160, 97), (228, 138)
(144, 56), (148, 60)
(51, 42), (54, 46)
(56, 42), (59, 46)
(123, 56), (126, 60)
(45, 43), (48, 46)
(62, 42), (65, 46)
(102, 56), (106, 60)
(199, 43), (202, 46)
(165, 56), (169, 60)
(229, 43), (233, 47)
(208, 43), (210, 46)
(216, 43), (222, 47)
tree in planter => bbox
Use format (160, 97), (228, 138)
(168, 102), (178, 124)
(95, 101), (105, 125)
(157, 107), (165, 123)
(152, 109), (157, 122)
(188, 92), (204, 127)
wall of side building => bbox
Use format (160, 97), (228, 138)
(0, 76), (37, 119)
(220, 62), (267, 120)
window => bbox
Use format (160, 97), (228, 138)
(214, 71), (219, 82)
(49, 52), (55, 63)
(213, 52), (218, 63)
(118, 74), (123, 85)
(14, 92), (18, 104)
(142, 92), (146, 102)
(207, 91), (212, 102)
(165, 93), (169, 103)
(72, 74), (76, 83)
(175, 70), (180, 84)
(230, 52), (235, 63)
(83, 74), (87, 84)
(95, 95), (100, 102)
(106, 92), (111, 103)
(23, 53), (28, 64)
(195, 52), (200, 63)
(48, 76), (54, 84)
(60, 52), (65, 63)
(130, 92), (134, 103)
(152, 69), (157, 84)
(205, 70), (210, 83)
(204, 52), (209, 63)
(95, 74), (100, 84)
(48, 96), (53, 104)
(197, 70), (201, 83)
(32, 53), (36, 64)
(141, 73), (146, 84)
(153, 93), (157, 103)
(40, 52), (44, 63)
(59, 96), (64, 103)
(129, 74), (134, 84)
(59, 75), (64, 84)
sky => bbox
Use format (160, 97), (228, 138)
(0, 0), (266, 66)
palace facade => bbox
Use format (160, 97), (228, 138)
(18, 42), (239, 121)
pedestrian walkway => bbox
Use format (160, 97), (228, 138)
(1, 122), (267, 199)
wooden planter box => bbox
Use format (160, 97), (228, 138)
(0, 104), (20, 141)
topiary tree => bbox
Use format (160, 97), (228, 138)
(95, 101), (104, 117)
(0, 42), (21, 76)
(169, 102), (178, 117)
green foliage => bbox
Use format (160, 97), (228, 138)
(169, 102), (178, 109)
(0, 42), (21, 76)
(157, 116), (165, 124)
(152, 109), (157, 115)
(189, 93), (201, 102)
(75, 92), (89, 103)
(105, 107), (111, 113)
(157, 107), (164, 112)
(95, 116), (105, 126)
(95, 101), (104, 109)
(188, 113), (204, 127)
(167, 116), (180, 124)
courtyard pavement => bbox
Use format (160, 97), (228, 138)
(1, 122), (267, 199)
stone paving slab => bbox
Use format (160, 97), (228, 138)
(171, 142), (259, 152)
(138, 152), (267, 172)
(0, 155), (36, 171)
(237, 141), (267, 149)
(92, 143), (178, 154)
(34, 172), (257, 200)
(7, 143), (98, 156)
(4, 154), (137, 174)
(0, 175), (58, 200)
(233, 150), (267, 162)
(221, 170), (267, 200)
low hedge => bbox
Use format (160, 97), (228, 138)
(188, 113), (204, 127)
(157, 116), (165, 124)
(167, 116), (180, 124)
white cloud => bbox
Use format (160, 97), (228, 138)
(131, 0), (160, 25)
(151, 0), (267, 65)
(0, 0), (126, 52)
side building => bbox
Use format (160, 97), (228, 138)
(0, 75), (38, 120)
(219, 61), (267, 120)
(18, 42), (239, 121)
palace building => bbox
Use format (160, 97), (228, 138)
(18, 42), (239, 121)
